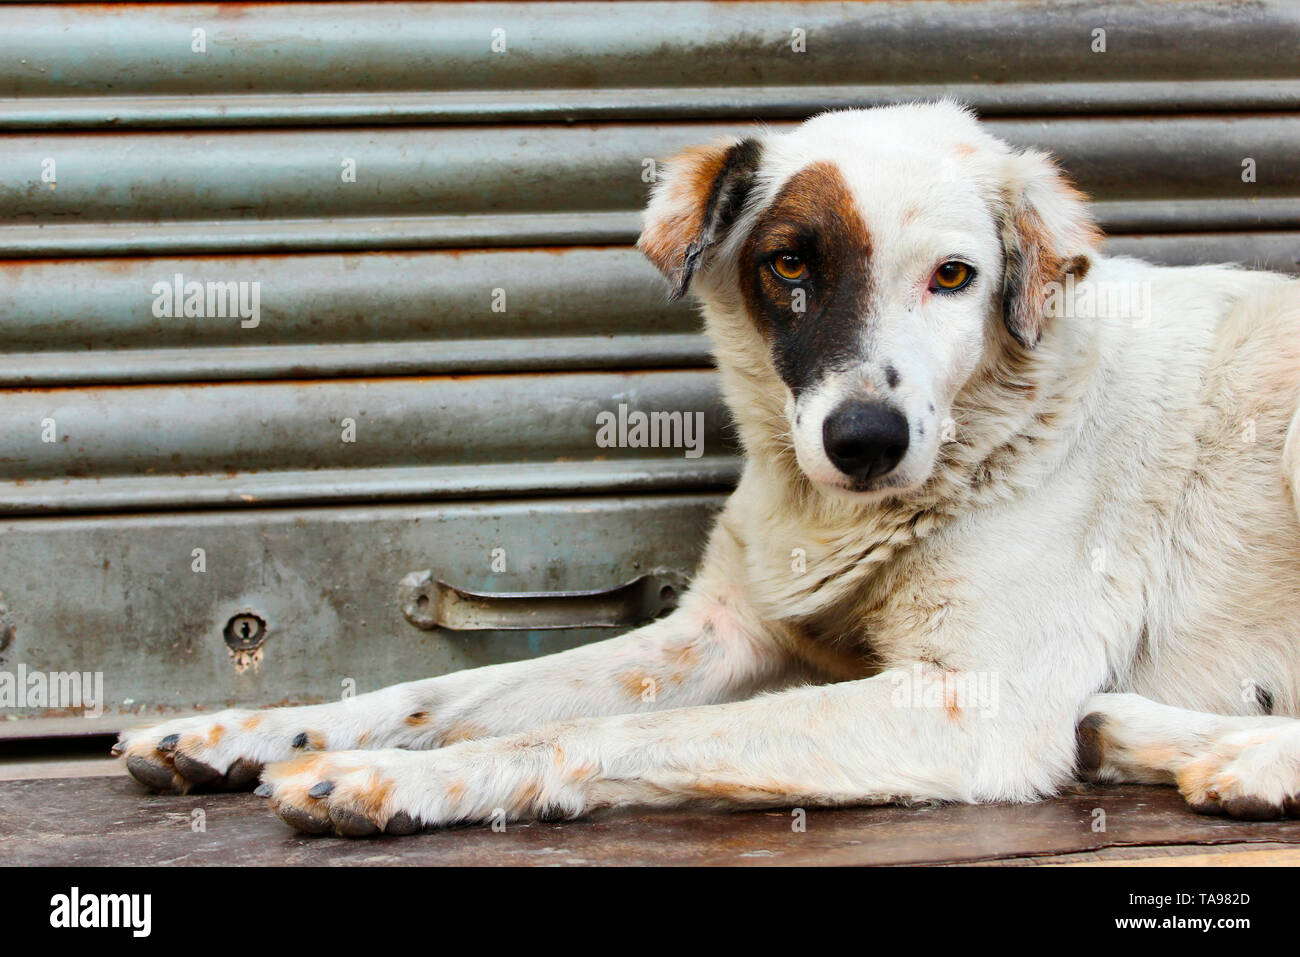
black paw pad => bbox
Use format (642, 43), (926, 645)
(384, 811), (423, 836)
(277, 804), (332, 835)
(330, 807), (380, 838)
(223, 758), (263, 790)
(126, 756), (178, 792)
(173, 751), (222, 785)
(1221, 795), (1282, 821)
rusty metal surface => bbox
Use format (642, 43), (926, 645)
(0, 249), (706, 386)
(0, 494), (725, 718)
(2, 117), (1298, 257)
(3, 778), (1299, 866)
(0, 2), (1296, 128)
(2, 236), (1295, 388)
(0, 371), (738, 514)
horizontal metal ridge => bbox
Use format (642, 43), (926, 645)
(1, 236), (1295, 387)
(1, 2), (1296, 128)
(4, 81), (1299, 130)
(2, 117), (1297, 256)
(0, 370), (740, 513)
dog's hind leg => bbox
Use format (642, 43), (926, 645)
(1078, 693), (1300, 819)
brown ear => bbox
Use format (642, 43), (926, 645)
(1000, 149), (1102, 349)
(637, 136), (764, 300)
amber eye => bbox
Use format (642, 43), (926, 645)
(930, 261), (974, 292)
(771, 252), (808, 282)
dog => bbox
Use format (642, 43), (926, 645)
(115, 102), (1300, 836)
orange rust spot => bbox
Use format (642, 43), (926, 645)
(207, 724), (226, 746)
(404, 710), (432, 727)
(241, 715), (261, 731)
(445, 778), (467, 802)
(954, 142), (977, 156)
(357, 731), (372, 746)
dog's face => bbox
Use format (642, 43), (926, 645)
(639, 103), (1098, 501)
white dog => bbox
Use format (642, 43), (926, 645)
(116, 102), (1300, 835)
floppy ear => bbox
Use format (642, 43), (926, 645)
(999, 149), (1101, 349)
(637, 136), (764, 301)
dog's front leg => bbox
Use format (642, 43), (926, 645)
(261, 664), (1080, 836)
(117, 524), (804, 793)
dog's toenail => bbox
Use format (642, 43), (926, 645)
(309, 780), (335, 799)
(158, 734), (180, 752)
(110, 741), (125, 757)
(292, 732), (309, 749)
(254, 783), (273, 797)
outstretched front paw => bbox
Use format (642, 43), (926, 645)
(259, 750), (427, 837)
(259, 737), (591, 838)
(115, 709), (333, 794)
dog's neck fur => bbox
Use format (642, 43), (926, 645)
(707, 290), (1101, 624)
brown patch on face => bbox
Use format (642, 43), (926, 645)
(240, 715), (261, 731)
(739, 161), (874, 397)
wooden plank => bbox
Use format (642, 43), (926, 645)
(3, 778), (1300, 866)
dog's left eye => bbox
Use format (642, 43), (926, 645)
(929, 261), (974, 292)
(770, 253), (809, 283)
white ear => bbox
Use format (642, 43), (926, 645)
(999, 149), (1101, 348)
(637, 136), (764, 300)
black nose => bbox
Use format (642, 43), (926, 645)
(822, 401), (910, 480)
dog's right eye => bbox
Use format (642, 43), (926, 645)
(770, 253), (809, 283)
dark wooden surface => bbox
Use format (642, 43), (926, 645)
(4, 776), (1300, 865)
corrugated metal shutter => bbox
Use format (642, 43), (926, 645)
(2, 1), (1297, 734)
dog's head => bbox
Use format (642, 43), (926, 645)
(639, 102), (1100, 501)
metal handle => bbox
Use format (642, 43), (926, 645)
(398, 569), (688, 631)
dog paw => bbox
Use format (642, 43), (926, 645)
(1176, 724), (1300, 820)
(115, 710), (331, 794)
(260, 750), (427, 837)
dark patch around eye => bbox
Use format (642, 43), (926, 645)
(739, 162), (873, 398)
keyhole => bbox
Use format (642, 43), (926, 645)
(223, 613), (267, 651)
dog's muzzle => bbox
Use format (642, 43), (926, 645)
(822, 400), (910, 481)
